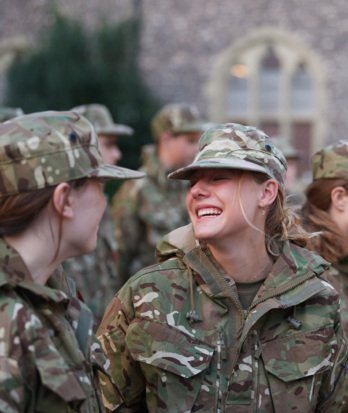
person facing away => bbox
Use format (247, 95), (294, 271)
(64, 103), (134, 328)
(0, 111), (144, 412)
(97, 123), (348, 413)
(301, 140), (348, 336)
(112, 102), (212, 284)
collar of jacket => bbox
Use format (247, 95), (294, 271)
(157, 224), (331, 306)
(0, 237), (69, 304)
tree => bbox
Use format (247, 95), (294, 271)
(5, 12), (161, 198)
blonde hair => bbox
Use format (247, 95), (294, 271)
(251, 173), (310, 256)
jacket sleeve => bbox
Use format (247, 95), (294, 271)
(316, 305), (348, 412)
(97, 291), (147, 412)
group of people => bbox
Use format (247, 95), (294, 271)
(0, 104), (347, 413)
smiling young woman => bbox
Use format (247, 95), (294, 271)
(97, 123), (348, 413)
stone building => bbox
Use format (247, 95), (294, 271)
(1, 0), (348, 172)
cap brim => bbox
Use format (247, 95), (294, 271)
(168, 158), (269, 179)
(96, 124), (133, 136)
(88, 164), (145, 180)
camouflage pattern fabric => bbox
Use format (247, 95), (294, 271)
(0, 110), (144, 197)
(64, 205), (122, 329)
(97, 224), (348, 412)
(150, 102), (208, 141)
(0, 238), (110, 412)
(322, 257), (348, 338)
(312, 140), (348, 180)
(168, 122), (287, 189)
(111, 144), (189, 283)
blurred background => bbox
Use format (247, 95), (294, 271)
(0, 0), (347, 186)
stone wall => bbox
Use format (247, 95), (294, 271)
(1, 0), (348, 144)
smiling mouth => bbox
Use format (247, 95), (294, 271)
(197, 207), (222, 217)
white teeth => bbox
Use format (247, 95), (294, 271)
(197, 208), (222, 217)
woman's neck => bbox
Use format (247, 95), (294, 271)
(207, 235), (273, 283)
(5, 223), (60, 286)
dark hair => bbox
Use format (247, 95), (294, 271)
(0, 179), (87, 236)
(301, 178), (348, 262)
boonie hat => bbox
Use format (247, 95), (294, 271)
(168, 123), (287, 189)
(71, 104), (133, 136)
(0, 110), (144, 198)
(312, 140), (348, 180)
(151, 103), (208, 141)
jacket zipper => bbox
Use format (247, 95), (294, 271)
(216, 330), (227, 413)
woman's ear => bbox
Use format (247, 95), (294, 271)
(52, 183), (74, 218)
(259, 179), (279, 208)
(331, 186), (348, 212)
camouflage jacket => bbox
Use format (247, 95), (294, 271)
(0, 238), (108, 413)
(98, 224), (348, 413)
(322, 257), (348, 338)
(111, 144), (189, 283)
(64, 205), (120, 328)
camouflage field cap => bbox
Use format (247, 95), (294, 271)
(312, 140), (348, 180)
(0, 111), (144, 198)
(0, 107), (24, 123)
(151, 103), (208, 140)
(168, 123), (287, 188)
(71, 104), (133, 136)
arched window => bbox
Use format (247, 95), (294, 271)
(206, 29), (326, 176)
(291, 62), (314, 114)
(259, 46), (280, 113)
(228, 63), (248, 116)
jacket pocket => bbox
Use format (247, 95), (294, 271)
(126, 319), (215, 412)
(262, 326), (337, 412)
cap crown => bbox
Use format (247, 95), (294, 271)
(71, 104), (133, 136)
(151, 103), (204, 140)
(169, 123), (287, 188)
(312, 140), (348, 180)
(0, 111), (105, 197)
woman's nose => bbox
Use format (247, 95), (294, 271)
(189, 179), (210, 198)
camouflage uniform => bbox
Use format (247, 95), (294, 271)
(98, 124), (348, 412)
(0, 111), (144, 412)
(0, 240), (107, 412)
(112, 144), (189, 282)
(98, 225), (348, 413)
(308, 141), (348, 338)
(112, 103), (210, 282)
(64, 104), (133, 327)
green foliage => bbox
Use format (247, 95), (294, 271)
(5, 13), (161, 199)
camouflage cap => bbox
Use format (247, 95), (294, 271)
(151, 103), (208, 141)
(168, 123), (287, 188)
(71, 104), (133, 136)
(312, 140), (348, 180)
(0, 107), (24, 123)
(0, 111), (144, 198)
